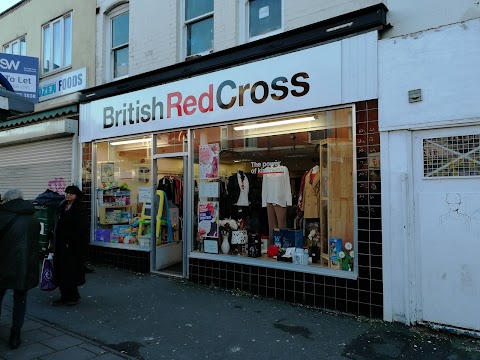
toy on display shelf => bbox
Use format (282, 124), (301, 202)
(123, 226), (138, 244)
(329, 238), (343, 269)
(101, 182), (115, 190)
(129, 216), (141, 245)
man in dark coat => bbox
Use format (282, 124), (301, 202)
(0, 188), (40, 350)
(50, 185), (88, 306)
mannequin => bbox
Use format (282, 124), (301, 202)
(227, 170), (251, 220)
(261, 165), (292, 244)
(302, 165), (321, 219)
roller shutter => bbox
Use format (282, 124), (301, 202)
(0, 137), (73, 200)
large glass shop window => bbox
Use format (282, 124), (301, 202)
(194, 108), (356, 271)
(94, 137), (152, 248)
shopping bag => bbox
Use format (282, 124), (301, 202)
(40, 253), (57, 291)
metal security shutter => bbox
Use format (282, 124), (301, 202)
(0, 137), (73, 200)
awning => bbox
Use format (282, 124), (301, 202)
(0, 118), (78, 146)
(0, 104), (78, 129)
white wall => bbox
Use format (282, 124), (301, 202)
(284, 0), (476, 38)
(383, 0), (480, 38)
(379, 18), (480, 131)
(94, 1), (480, 86)
(129, 0), (178, 75)
(213, 1), (239, 52)
(381, 130), (416, 323)
(379, 17), (480, 324)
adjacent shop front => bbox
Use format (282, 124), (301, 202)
(80, 7), (385, 316)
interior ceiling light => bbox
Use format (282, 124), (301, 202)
(110, 138), (152, 146)
(233, 116), (315, 131)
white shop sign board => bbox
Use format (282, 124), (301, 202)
(80, 32), (377, 142)
(39, 67), (86, 102)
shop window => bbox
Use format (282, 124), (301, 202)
(423, 135), (480, 177)
(184, 0), (213, 57)
(246, 0), (282, 41)
(3, 36), (26, 55)
(107, 5), (129, 79)
(93, 132), (186, 264)
(93, 137), (152, 247)
(42, 12), (72, 74)
(193, 108), (356, 273)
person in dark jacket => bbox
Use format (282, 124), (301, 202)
(0, 189), (40, 350)
(49, 185), (88, 306)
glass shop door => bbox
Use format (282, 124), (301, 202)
(150, 152), (188, 277)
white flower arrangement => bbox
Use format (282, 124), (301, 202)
(307, 229), (320, 246)
(219, 218), (238, 236)
(345, 242), (353, 250)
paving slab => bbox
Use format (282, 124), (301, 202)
(1, 264), (479, 360)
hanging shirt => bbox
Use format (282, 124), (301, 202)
(261, 166), (292, 207)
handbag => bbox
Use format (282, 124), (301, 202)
(40, 253), (57, 291)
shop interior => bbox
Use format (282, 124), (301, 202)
(93, 107), (356, 275)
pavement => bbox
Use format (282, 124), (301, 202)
(1, 264), (480, 360)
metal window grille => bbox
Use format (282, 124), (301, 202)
(423, 135), (480, 177)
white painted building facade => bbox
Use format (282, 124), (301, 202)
(90, 0), (480, 330)
(380, 18), (480, 332)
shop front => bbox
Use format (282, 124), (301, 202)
(0, 106), (79, 200)
(80, 27), (383, 316)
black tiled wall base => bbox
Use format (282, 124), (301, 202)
(88, 246), (150, 273)
(189, 259), (381, 319)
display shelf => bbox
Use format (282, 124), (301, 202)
(92, 241), (150, 252)
(97, 187), (132, 225)
(98, 205), (133, 225)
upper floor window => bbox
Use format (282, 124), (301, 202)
(248, 0), (282, 40)
(42, 13), (72, 74)
(185, 0), (213, 57)
(3, 36), (26, 55)
(110, 9), (129, 79)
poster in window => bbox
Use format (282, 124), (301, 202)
(203, 237), (219, 254)
(199, 143), (220, 180)
(198, 201), (219, 238)
(199, 181), (219, 198)
(101, 162), (115, 183)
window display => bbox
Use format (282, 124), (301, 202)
(94, 139), (153, 247)
(92, 132), (186, 274)
(193, 107), (355, 271)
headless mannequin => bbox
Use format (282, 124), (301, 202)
(228, 170), (250, 220)
(267, 203), (287, 245)
(261, 165), (292, 245)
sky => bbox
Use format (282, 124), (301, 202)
(0, 0), (22, 13)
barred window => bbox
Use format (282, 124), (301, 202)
(423, 135), (480, 177)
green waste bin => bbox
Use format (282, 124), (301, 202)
(35, 205), (57, 257)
